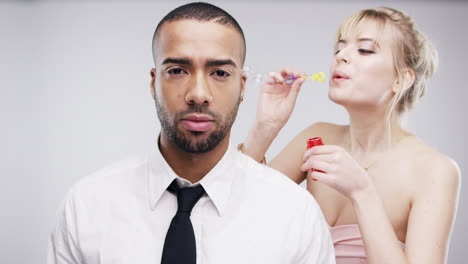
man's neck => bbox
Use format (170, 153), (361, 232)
(158, 133), (230, 183)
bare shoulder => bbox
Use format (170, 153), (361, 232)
(298, 122), (348, 145)
(269, 122), (347, 183)
(404, 137), (460, 193)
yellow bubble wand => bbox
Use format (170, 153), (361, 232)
(284, 72), (326, 85)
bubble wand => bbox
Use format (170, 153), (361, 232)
(284, 72), (326, 85)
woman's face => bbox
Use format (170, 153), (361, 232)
(329, 19), (397, 112)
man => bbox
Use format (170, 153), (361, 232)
(48, 2), (335, 264)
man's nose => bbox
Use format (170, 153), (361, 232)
(185, 72), (213, 105)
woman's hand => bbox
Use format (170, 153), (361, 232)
(255, 68), (306, 133)
(301, 145), (374, 200)
(241, 68), (306, 163)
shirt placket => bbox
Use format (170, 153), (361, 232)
(192, 195), (207, 264)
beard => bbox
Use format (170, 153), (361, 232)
(156, 98), (240, 153)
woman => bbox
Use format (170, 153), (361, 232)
(240, 7), (460, 264)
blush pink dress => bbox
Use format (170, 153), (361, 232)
(329, 224), (405, 264)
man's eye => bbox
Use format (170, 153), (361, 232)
(168, 68), (185, 75)
(359, 49), (374, 54)
(213, 70), (230, 77)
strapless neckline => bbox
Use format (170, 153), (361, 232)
(328, 224), (404, 264)
(328, 223), (405, 243)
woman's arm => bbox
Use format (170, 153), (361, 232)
(402, 156), (460, 264)
(267, 127), (314, 184)
(303, 146), (460, 264)
(241, 68), (305, 162)
(355, 156), (460, 264)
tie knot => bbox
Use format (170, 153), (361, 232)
(168, 180), (205, 215)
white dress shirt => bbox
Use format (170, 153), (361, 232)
(48, 143), (335, 264)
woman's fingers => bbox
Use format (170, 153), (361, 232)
(264, 72), (275, 84)
(309, 170), (333, 184)
(268, 72), (284, 83)
(266, 68), (307, 85)
(303, 145), (342, 161)
(289, 76), (304, 96)
(280, 67), (306, 78)
(301, 158), (332, 173)
(265, 72), (285, 84)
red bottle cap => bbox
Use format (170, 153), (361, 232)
(306, 137), (325, 179)
(307, 137), (324, 150)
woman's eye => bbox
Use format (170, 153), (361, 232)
(334, 50), (341, 55)
(359, 49), (374, 54)
(212, 70), (230, 77)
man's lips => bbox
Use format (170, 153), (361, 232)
(181, 114), (214, 132)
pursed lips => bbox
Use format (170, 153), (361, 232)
(332, 70), (350, 83)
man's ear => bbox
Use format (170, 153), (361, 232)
(240, 71), (247, 101)
(393, 67), (415, 94)
(150, 68), (156, 99)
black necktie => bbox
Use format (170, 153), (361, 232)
(161, 180), (206, 264)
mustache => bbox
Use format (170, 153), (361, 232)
(174, 104), (222, 122)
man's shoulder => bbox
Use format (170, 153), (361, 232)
(231, 150), (326, 235)
(67, 155), (149, 202)
(232, 150), (314, 203)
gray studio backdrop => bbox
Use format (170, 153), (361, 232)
(1, 0), (466, 263)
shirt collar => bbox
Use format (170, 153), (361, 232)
(148, 141), (235, 217)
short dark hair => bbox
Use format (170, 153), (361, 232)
(152, 2), (246, 65)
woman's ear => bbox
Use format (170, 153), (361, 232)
(393, 68), (415, 94)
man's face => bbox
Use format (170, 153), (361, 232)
(151, 19), (246, 153)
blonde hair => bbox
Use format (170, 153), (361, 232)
(335, 7), (438, 141)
